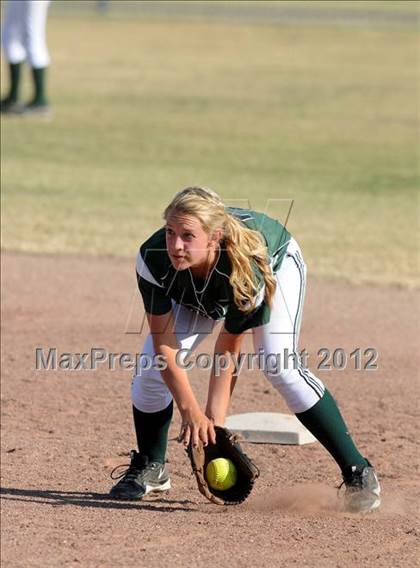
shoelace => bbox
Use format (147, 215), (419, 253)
(110, 463), (143, 481)
(110, 461), (160, 481)
(337, 472), (363, 495)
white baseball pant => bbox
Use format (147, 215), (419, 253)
(2, 0), (51, 68)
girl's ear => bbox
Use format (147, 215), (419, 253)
(210, 228), (223, 244)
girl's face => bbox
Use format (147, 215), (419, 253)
(165, 213), (217, 272)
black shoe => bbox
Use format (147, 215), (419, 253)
(340, 461), (381, 513)
(109, 451), (171, 500)
(22, 100), (52, 117)
(1, 97), (24, 114)
(22, 102), (52, 118)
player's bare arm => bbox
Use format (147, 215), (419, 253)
(205, 326), (246, 427)
(146, 311), (216, 448)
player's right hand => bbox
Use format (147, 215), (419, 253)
(178, 406), (216, 448)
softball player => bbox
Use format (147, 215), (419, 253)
(110, 187), (380, 512)
(1, 0), (51, 115)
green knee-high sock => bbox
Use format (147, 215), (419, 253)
(30, 66), (48, 105)
(296, 389), (368, 472)
(133, 401), (173, 464)
(6, 62), (21, 102)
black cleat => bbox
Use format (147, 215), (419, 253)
(109, 451), (171, 500)
(341, 461), (381, 513)
(1, 98), (24, 114)
(22, 101), (52, 118)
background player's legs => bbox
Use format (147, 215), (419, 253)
(253, 238), (368, 472)
(24, 0), (51, 111)
(131, 303), (218, 463)
(1, 0), (26, 111)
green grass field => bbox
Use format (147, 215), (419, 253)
(1, 1), (418, 286)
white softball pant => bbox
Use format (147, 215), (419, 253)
(2, 0), (51, 68)
(132, 238), (325, 415)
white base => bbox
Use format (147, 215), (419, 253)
(225, 412), (317, 445)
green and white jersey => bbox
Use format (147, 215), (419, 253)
(136, 207), (291, 334)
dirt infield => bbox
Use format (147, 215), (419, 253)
(1, 251), (419, 567)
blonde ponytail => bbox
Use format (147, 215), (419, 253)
(223, 213), (277, 313)
(164, 186), (277, 314)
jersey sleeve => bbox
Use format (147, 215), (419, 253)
(223, 267), (270, 334)
(224, 301), (270, 334)
(136, 252), (172, 315)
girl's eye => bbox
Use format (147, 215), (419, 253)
(165, 228), (194, 239)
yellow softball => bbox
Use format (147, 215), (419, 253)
(206, 458), (238, 491)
